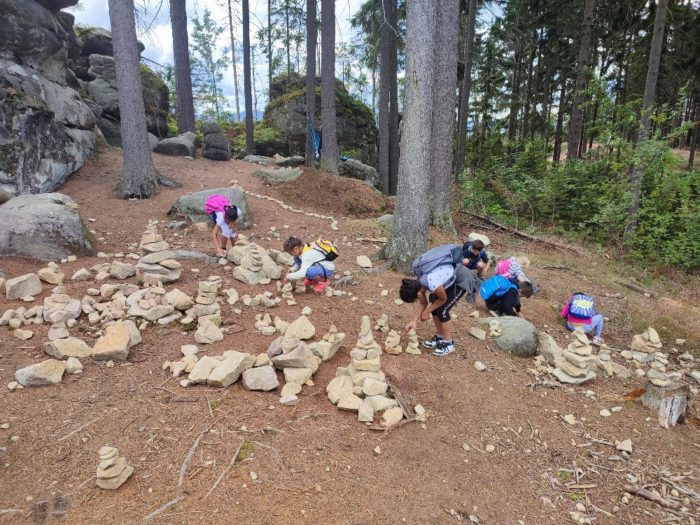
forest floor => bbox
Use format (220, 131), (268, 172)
(0, 148), (698, 525)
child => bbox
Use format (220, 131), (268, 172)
(561, 292), (605, 345)
(401, 250), (481, 357)
(205, 194), (241, 257)
(282, 237), (336, 293)
(480, 275), (534, 318)
(495, 256), (531, 284)
(461, 239), (490, 277)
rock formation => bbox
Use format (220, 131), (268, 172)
(96, 446), (133, 490)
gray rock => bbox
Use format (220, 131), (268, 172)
(0, 58), (97, 193)
(252, 168), (302, 185)
(169, 188), (252, 229)
(15, 359), (65, 387)
(243, 155), (274, 165)
(148, 132), (159, 150)
(551, 368), (596, 385)
(479, 316), (538, 357)
(5, 273), (43, 300)
(338, 158), (380, 189)
(35, 0), (79, 12)
(201, 121), (222, 135)
(154, 132), (195, 157)
(99, 116), (122, 147)
(0, 193), (96, 260)
(77, 26), (145, 57)
(242, 365), (279, 391)
(207, 352), (254, 388)
(202, 132), (231, 161)
(376, 214), (394, 232)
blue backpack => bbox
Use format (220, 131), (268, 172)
(568, 293), (595, 319)
(479, 275), (517, 301)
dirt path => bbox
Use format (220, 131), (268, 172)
(0, 149), (698, 524)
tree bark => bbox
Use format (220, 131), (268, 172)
(305, 0), (317, 167)
(689, 99), (699, 171)
(243, 0), (255, 154)
(384, 0), (438, 270)
(626, 0), (669, 237)
(428, 0), (460, 229)
(268, 0), (273, 91)
(566, 0), (595, 160)
(387, 0), (399, 196)
(227, 0), (242, 122)
(109, 0), (160, 199)
(378, 0), (392, 193)
(320, 0), (338, 173)
(553, 79), (566, 165)
(454, 0), (477, 179)
(169, 0), (195, 133)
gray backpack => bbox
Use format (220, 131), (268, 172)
(412, 244), (463, 287)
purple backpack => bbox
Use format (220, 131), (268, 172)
(205, 194), (231, 215)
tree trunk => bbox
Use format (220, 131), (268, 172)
(429, 0), (459, 229)
(689, 98), (699, 170)
(566, 0), (595, 160)
(553, 79), (566, 165)
(454, 0), (477, 180)
(243, 0), (255, 154)
(320, 0), (338, 173)
(378, 0), (392, 193)
(626, 0), (669, 237)
(305, 0), (317, 167)
(285, 0), (291, 78)
(507, 45), (521, 142)
(108, 0), (160, 199)
(227, 0), (242, 122)
(169, 0), (195, 133)
(387, 0), (399, 196)
(384, 0), (438, 270)
(268, 0), (273, 91)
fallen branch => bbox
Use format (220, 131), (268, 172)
(463, 211), (582, 255)
(131, 494), (185, 525)
(179, 433), (205, 487)
(385, 379), (416, 419)
(540, 265), (573, 271)
(56, 418), (101, 443)
(624, 485), (679, 509)
(618, 280), (654, 297)
(204, 438), (245, 500)
(357, 237), (388, 243)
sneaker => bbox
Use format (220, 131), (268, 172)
(432, 340), (455, 356)
(422, 335), (445, 349)
(303, 278), (314, 287)
(313, 279), (331, 293)
(591, 336), (604, 346)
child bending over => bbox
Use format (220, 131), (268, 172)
(282, 237), (335, 293)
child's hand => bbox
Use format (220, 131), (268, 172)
(405, 320), (417, 332)
(421, 311), (432, 321)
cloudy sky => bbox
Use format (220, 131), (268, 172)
(68, 0), (366, 115)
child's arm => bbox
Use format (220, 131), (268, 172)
(405, 290), (428, 331)
(560, 297), (571, 318)
(421, 286), (447, 319)
(287, 251), (318, 280)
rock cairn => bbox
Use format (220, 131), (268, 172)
(135, 223), (182, 285)
(227, 237), (283, 285)
(405, 330), (421, 355)
(488, 319), (502, 337)
(384, 330), (402, 355)
(535, 330), (612, 385)
(326, 316), (404, 426)
(96, 446), (133, 490)
(278, 282), (295, 305)
(308, 325), (346, 361)
(255, 313), (278, 335)
(374, 314), (390, 333)
(242, 292), (280, 308)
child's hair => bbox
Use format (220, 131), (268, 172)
(399, 278), (422, 303)
(223, 205), (238, 223)
(516, 256), (531, 268)
(283, 236), (303, 253)
(470, 239), (484, 251)
(519, 281), (535, 298)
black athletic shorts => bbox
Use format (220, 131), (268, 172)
(429, 284), (466, 322)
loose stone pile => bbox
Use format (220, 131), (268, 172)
(308, 325), (346, 361)
(255, 313), (279, 335)
(384, 330), (402, 354)
(620, 327), (676, 386)
(96, 446), (133, 490)
(326, 316), (404, 426)
(242, 292), (280, 308)
(226, 236), (283, 285)
(135, 223), (182, 285)
(405, 330), (421, 355)
(374, 314), (390, 333)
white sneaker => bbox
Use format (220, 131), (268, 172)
(592, 336), (604, 346)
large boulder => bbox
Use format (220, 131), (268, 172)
(251, 167), (302, 185)
(0, 58), (97, 193)
(87, 54), (169, 141)
(338, 159), (380, 189)
(262, 72), (378, 167)
(169, 188), (252, 229)
(0, 193), (96, 260)
(478, 316), (538, 357)
(35, 0), (79, 12)
(75, 26), (145, 57)
(154, 132), (195, 157)
(202, 122), (231, 161)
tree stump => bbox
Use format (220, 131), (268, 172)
(640, 381), (690, 428)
